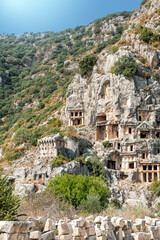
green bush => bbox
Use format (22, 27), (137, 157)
(111, 55), (139, 79)
(4, 150), (23, 162)
(0, 171), (21, 220)
(95, 42), (106, 53)
(150, 179), (160, 196)
(75, 154), (86, 165)
(51, 155), (70, 167)
(103, 141), (113, 148)
(86, 157), (106, 178)
(80, 193), (102, 213)
(47, 174), (110, 208)
(79, 55), (97, 77)
(14, 127), (32, 145)
(137, 26), (158, 44)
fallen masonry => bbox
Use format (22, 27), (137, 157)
(1, 215), (160, 240)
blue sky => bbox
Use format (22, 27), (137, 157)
(0, 0), (142, 35)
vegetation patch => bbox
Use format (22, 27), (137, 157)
(103, 141), (113, 148)
(86, 157), (106, 178)
(150, 179), (160, 196)
(0, 171), (21, 220)
(50, 155), (71, 167)
(79, 54), (97, 77)
(47, 174), (110, 209)
(137, 26), (159, 44)
(111, 55), (139, 79)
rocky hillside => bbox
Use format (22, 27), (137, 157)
(0, 11), (132, 163)
(0, 0), (159, 211)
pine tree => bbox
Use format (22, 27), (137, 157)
(0, 172), (21, 220)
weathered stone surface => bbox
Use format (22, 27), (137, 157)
(59, 235), (72, 240)
(86, 227), (96, 236)
(94, 216), (102, 224)
(30, 231), (42, 239)
(0, 233), (29, 240)
(145, 216), (159, 226)
(72, 227), (85, 237)
(101, 221), (114, 231)
(106, 230), (116, 240)
(149, 225), (160, 240)
(0, 221), (34, 234)
(43, 219), (56, 232)
(58, 222), (70, 235)
(41, 230), (55, 240)
(131, 232), (151, 240)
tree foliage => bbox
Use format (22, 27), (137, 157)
(150, 179), (160, 196)
(86, 157), (106, 178)
(137, 26), (158, 44)
(0, 172), (21, 220)
(47, 174), (110, 208)
(111, 55), (139, 79)
(79, 55), (97, 77)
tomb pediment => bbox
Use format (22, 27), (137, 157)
(137, 122), (154, 130)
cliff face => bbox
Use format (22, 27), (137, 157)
(64, 0), (160, 183)
(0, 0), (160, 204)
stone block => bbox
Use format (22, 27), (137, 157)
(123, 220), (132, 230)
(145, 216), (159, 226)
(42, 230), (55, 240)
(114, 228), (122, 240)
(103, 216), (111, 221)
(149, 225), (160, 240)
(87, 236), (96, 240)
(72, 227), (86, 237)
(59, 235), (72, 240)
(44, 219), (56, 232)
(94, 217), (102, 224)
(0, 233), (29, 240)
(106, 230), (116, 240)
(0, 221), (34, 234)
(72, 219), (85, 228)
(95, 224), (101, 230)
(86, 227), (96, 236)
(156, 221), (160, 226)
(96, 229), (106, 237)
(96, 236), (106, 240)
(101, 221), (114, 231)
(72, 237), (85, 240)
(115, 218), (125, 228)
(123, 229), (132, 238)
(30, 231), (42, 239)
(131, 232), (151, 240)
(58, 222), (70, 235)
(86, 221), (94, 228)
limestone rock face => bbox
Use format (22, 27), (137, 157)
(63, 0), (160, 188)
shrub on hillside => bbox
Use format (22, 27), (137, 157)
(137, 26), (158, 44)
(103, 141), (113, 148)
(51, 155), (71, 167)
(47, 174), (110, 208)
(14, 127), (32, 145)
(79, 55), (97, 77)
(4, 150), (23, 163)
(0, 172), (21, 220)
(86, 157), (106, 178)
(150, 179), (160, 196)
(80, 193), (102, 213)
(111, 55), (139, 79)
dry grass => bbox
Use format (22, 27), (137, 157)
(19, 191), (77, 221)
(105, 205), (152, 221)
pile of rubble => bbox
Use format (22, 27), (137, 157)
(1, 215), (160, 240)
